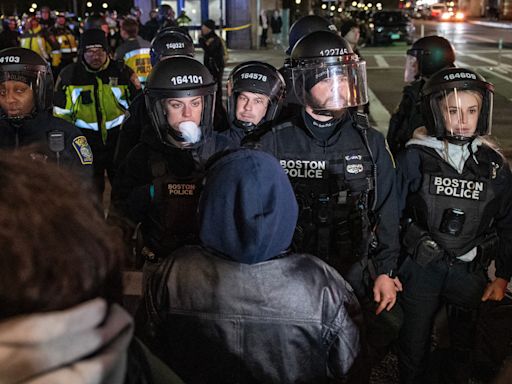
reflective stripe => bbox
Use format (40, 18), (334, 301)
(71, 88), (83, 104)
(60, 48), (74, 53)
(111, 87), (129, 109)
(51, 50), (60, 55)
(105, 114), (126, 129)
(53, 106), (71, 116)
(75, 119), (99, 131)
(37, 38), (49, 59)
(123, 48), (151, 61)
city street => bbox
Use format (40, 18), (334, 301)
(123, 19), (512, 384)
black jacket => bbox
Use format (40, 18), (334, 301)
(0, 111), (93, 180)
(198, 31), (224, 80)
(143, 149), (363, 383)
(254, 111), (400, 278)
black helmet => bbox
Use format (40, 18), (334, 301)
(83, 13), (108, 31)
(145, 56), (217, 149)
(0, 48), (53, 119)
(422, 67), (494, 143)
(150, 27), (194, 66)
(290, 31), (367, 115)
(287, 15), (337, 55)
(227, 61), (285, 132)
(406, 36), (455, 79)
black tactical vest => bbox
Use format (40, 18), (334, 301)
(145, 141), (216, 257)
(405, 145), (502, 257)
(271, 115), (376, 273)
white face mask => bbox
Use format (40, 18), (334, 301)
(404, 55), (418, 83)
(178, 121), (202, 144)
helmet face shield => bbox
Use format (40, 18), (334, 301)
(431, 88), (492, 140)
(145, 88), (215, 149)
(292, 57), (368, 114)
(404, 55), (418, 83)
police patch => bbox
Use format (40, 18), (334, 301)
(347, 164), (364, 174)
(72, 136), (93, 165)
(429, 176), (486, 200)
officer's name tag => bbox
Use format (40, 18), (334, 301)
(167, 183), (196, 196)
(429, 176), (486, 200)
(280, 159), (326, 178)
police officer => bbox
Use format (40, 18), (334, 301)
(387, 35), (456, 156)
(0, 48), (93, 178)
(255, 30), (401, 318)
(53, 28), (140, 198)
(224, 61), (285, 145)
(280, 15), (337, 114)
(113, 27), (195, 169)
(49, 12), (78, 78)
(111, 56), (233, 267)
(396, 67), (512, 384)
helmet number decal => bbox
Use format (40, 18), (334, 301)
(240, 72), (267, 82)
(443, 72), (477, 81)
(319, 48), (350, 56)
(171, 75), (203, 85)
(166, 42), (185, 49)
(0, 56), (20, 63)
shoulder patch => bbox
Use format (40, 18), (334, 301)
(72, 136), (93, 165)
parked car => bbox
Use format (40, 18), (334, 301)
(369, 10), (415, 45)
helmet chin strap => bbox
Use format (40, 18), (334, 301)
(446, 135), (475, 146)
(234, 119), (258, 133)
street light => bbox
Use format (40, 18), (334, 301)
(86, 1), (92, 7)
(29, 7), (35, 12)
(352, 1), (357, 6)
(295, 0), (301, 4)
(330, 5), (336, 10)
(102, 2), (108, 8)
(321, 3), (327, 9)
(31, 3), (37, 8)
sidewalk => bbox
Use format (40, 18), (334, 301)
(469, 19), (512, 29)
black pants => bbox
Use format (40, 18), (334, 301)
(398, 256), (488, 384)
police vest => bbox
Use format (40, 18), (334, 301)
(271, 116), (376, 272)
(406, 145), (501, 257)
(145, 140), (216, 257)
(123, 48), (151, 85)
(54, 28), (78, 56)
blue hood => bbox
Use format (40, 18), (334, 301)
(199, 149), (298, 264)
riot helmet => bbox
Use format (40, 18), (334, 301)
(291, 31), (368, 117)
(287, 15), (337, 55)
(0, 48), (53, 120)
(83, 13), (109, 35)
(405, 35), (455, 82)
(422, 67), (494, 143)
(150, 27), (194, 66)
(227, 61), (285, 132)
(145, 56), (216, 149)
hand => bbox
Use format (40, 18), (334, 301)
(481, 277), (509, 301)
(373, 274), (399, 315)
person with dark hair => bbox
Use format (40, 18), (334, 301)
(199, 19), (227, 130)
(0, 17), (20, 50)
(54, 28), (140, 200)
(38, 5), (55, 30)
(387, 35), (456, 156)
(396, 67), (512, 383)
(0, 150), (184, 384)
(141, 149), (364, 383)
(111, 56), (233, 273)
(143, 9), (160, 41)
(0, 47), (92, 179)
(115, 18), (152, 87)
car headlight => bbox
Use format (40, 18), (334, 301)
(376, 26), (383, 32)
(455, 12), (465, 19)
(441, 12), (452, 19)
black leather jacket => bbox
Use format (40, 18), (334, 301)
(143, 245), (364, 384)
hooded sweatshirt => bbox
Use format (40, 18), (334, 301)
(0, 299), (133, 384)
(144, 149), (363, 384)
(199, 148), (298, 263)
